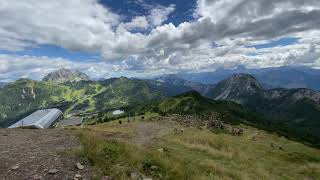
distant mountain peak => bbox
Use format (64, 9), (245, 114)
(42, 69), (89, 83)
(220, 73), (262, 91)
(229, 73), (259, 81)
(155, 74), (185, 83)
(154, 74), (216, 97)
(0, 82), (7, 88)
(211, 73), (263, 103)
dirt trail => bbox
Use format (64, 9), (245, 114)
(0, 129), (95, 180)
(114, 120), (180, 148)
(129, 122), (166, 147)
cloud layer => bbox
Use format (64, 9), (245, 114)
(0, 0), (320, 81)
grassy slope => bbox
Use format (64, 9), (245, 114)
(0, 78), (166, 127)
(241, 91), (320, 146)
(76, 118), (320, 180)
(0, 79), (75, 127)
(94, 78), (165, 111)
(127, 91), (320, 147)
(127, 91), (263, 127)
(62, 81), (107, 115)
(0, 79), (111, 126)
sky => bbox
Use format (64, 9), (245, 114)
(0, 0), (320, 82)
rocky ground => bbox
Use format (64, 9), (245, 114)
(0, 129), (96, 180)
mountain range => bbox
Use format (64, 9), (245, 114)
(0, 82), (6, 88)
(1, 69), (320, 146)
(0, 71), (192, 127)
(178, 66), (320, 90)
(154, 74), (216, 97)
(127, 90), (261, 126)
(209, 74), (320, 145)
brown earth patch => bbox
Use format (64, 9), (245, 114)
(0, 129), (96, 180)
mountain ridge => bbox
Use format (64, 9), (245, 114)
(178, 66), (320, 90)
(1, 70), (320, 146)
(0, 75), (189, 127)
(155, 74), (216, 97)
(209, 74), (320, 145)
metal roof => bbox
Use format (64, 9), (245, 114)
(58, 117), (83, 127)
(9, 108), (63, 129)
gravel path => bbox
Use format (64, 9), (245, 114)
(0, 129), (96, 180)
(124, 120), (180, 148)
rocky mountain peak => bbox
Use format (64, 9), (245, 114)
(42, 69), (89, 83)
(210, 73), (263, 102)
(230, 73), (262, 89)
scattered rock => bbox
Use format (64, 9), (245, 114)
(32, 175), (42, 180)
(101, 176), (113, 180)
(130, 172), (141, 180)
(76, 162), (85, 170)
(231, 127), (244, 136)
(74, 174), (82, 180)
(157, 148), (164, 152)
(207, 119), (225, 130)
(48, 169), (59, 174)
(10, 165), (19, 170)
(270, 143), (275, 148)
(150, 166), (158, 171)
(174, 128), (184, 134)
(75, 174), (82, 178)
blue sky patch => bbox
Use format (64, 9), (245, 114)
(211, 42), (223, 48)
(247, 37), (300, 49)
(0, 44), (100, 61)
(100, 0), (196, 25)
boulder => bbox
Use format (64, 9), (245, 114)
(76, 162), (84, 170)
(48, 169), (59, 174)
